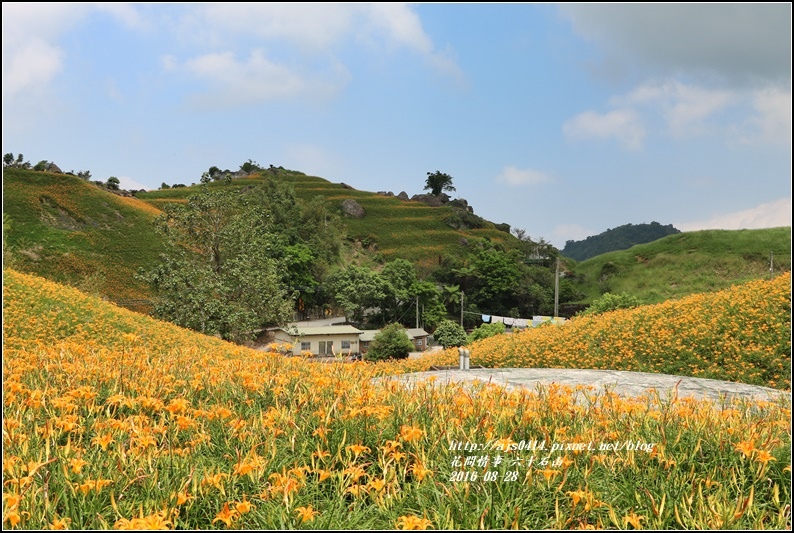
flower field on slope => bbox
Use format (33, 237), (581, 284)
(3, 269), (791, 529)
(468, 273), (791, 390)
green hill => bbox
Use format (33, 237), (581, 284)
(568, 227), (791, 304)
(5, 167), (791, 318)
(2, 168), (167, 310)
(137, 170), (521, 273)
(561, 221), (681, 261)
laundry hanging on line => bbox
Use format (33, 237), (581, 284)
(484, 314), (566, 328)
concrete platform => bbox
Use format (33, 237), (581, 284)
(383, 368), (790, 404)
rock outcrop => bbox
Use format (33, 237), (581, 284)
(340, 198), (365, 218)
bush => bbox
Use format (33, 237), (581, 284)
(580, 292), (641, 316)
(467, 321), (505, 343)
(365, 323), (414, 361)
(434, 320), (468, 348)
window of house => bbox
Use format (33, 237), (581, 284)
(341, 340), (351, 350)
(362, 341), (370, 349)
(301, 341), (311, 351)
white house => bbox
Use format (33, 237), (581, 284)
(270, 325), (363, 356)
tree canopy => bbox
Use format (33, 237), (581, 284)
(140, 185), (294, 342)
(424, 171), (456, 196)
(561, 222), (681, 261)
(433, 319), (467, 348)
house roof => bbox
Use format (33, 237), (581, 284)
(277, 325), (363, 337)
(359, 330), (379, 342)
(360, 328), (429, 342)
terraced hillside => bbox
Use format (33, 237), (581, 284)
(3, 169), (167, 308)
(137, 170), (519, 271)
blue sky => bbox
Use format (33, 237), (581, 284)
(3, 3), (791, 248)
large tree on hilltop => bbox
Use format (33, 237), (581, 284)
(424, 170), (456, 196)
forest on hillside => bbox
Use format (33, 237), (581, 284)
(562, 222), (680, 261)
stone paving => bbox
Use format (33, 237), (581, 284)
(384, 368), (790, 404)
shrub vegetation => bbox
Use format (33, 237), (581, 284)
(365, 323), (414, 361)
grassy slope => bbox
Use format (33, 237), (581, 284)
(569, 227), (792, 304)
(137, 171), (517, 272)
(3, 168), (167, 305)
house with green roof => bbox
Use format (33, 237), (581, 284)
(270, 325), (363, 356)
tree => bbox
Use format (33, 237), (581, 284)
(160, 182), (171, 190)
(580, 292), (640, 317)
(327, 266), (390, 326)
(365, 323), (414, 361)
(410, 280), (447, 329)
(139, 185), (293, 342)
(106, 176), (120, 190)
(381, 258), (418, 322)
(4, 153), (30, 169)
(467, 321), (505, 343)
(240, 159), (262, 174)
(77, 170), (92, 180)
(33, 160), (49, 171)
(433, 319), (467, 348)
(424, 170), (456, 196)
(469, 246), (522, 314)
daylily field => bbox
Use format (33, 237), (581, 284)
(2, 269), (791, 529)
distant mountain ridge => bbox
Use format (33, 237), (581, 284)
(562, 222), (681, 261)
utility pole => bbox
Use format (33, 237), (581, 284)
(460, 291), (464, 327)
(554, 257), (560, 318)
(416, 295), (419, 328)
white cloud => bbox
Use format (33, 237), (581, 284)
(2, 39), (63, 101)
(180, 49), (350, 108)
(747, 87), (792, 145)
(187, 3), (461, 80)
(1, 3), (82, 102)
(675, 197), (792, 232)
(117, 175), (150, 192)
(618, 80), (734, 136)
(2, 3), (144, 111)
(366, 3), (434, 52)
(495, 166), (551, 186)
(563, 109), (645, 150)
(570, 79), (790, 147)
(199, 3), (357, 51)
(92, 3), (145, 30)
(365, 4), (463, 81)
